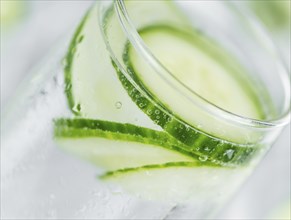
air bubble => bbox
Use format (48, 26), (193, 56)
(154, 120), (160, 124)
(199, 155), (208, 162)
(115, 101), (122, 109)
(155, 110), (160, 114)
(139, 103), (146, 108)
(72, 103), (81, 113)
(147, 109), (153, 115)
(167, 117), (173, 122)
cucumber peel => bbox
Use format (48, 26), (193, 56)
(112, 25), (262, 165)
(100, 161), (216, 179)
(100, 161), (244, 202)
(54, 119), (220, 171)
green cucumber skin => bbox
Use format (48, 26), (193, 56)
(63, 10), (90, 116)
(114, 62), (256, 166)
(112, 26), (261, 166)
(54, 118), (219, 166)
(100, 161), (226, 179)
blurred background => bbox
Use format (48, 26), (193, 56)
(1, 0), (290, 219)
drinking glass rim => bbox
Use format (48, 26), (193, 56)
(112, 0), (290, 129)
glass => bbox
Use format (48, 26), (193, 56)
(1, 1), (290, 219)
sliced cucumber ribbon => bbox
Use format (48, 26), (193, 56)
(54, 119), (221, 171)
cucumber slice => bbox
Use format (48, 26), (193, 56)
(100, 161), (248, 201)
(113, 25), (262, 165)
(63, 5), (145, 124)
(130, 26), (262, 120)
(54, 119), (211, 171)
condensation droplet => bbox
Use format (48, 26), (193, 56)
(224, 149), (235, 160)
(115, 101), (122, 109)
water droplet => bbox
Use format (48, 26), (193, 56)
(115, 101), (122, 109)
(199, 155), (208, 162)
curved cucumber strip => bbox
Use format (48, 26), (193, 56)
(54, 119), (212, 171)
(101, 161), (248, 201)
(114, 25), (262, 165)
(63, 5), (143, 123)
